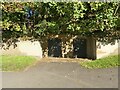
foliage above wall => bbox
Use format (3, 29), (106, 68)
(1, 2), (120, 46)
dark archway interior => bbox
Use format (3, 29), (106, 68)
(48, 38), (62, 57)
(73, 38), (87, 58)
(48, 37), (87, 58)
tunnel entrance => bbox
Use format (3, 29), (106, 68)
(73, 38), (87, 58)
(48, 38), (62, 57)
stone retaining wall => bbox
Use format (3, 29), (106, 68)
(2, 40), (43, 58)
(1, 36), (119, 59)
(97, 40), (119, 59)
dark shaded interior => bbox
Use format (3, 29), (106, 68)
(73, 38), (87, 58)
(48, 38), (62, 57)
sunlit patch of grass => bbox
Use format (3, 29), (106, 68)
(80, 55), (119, 69)
(0, 55), (37, 71)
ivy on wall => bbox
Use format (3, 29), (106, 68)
(1, 2), (120, 47)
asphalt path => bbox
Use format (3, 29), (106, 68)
(2, 62), (118, 88)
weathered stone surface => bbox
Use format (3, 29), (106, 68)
(97, 40), (119, 59)
(2, 40), (42, 58)
(1, 35), (119, 59)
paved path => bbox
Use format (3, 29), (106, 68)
(2, 62), (118, 88)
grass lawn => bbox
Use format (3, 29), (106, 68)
(80, 55), (120, 69)
(0, 55), (37, 71)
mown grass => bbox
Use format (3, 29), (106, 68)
(80, 55), (120, 69)
(0, 55), (37, 71)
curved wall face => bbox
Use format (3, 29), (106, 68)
(1, 37), (119, 59)
(97, 40), (119, 59)
(2, 41), (43, 58)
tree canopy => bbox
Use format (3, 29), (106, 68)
(1, 2), (120, 46)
